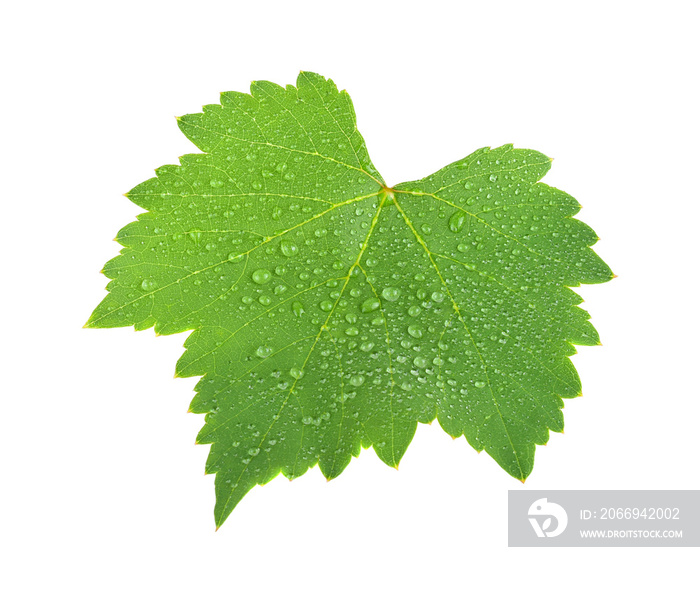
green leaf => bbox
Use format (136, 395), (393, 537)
(87, 71), (613, 528)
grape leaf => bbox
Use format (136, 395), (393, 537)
(86, 71), (613, 528)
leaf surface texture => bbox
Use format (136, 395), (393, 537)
(87, 72), (612, 527)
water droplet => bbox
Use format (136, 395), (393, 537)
(140, 278), (157, 291)
(319, 300), (333, 312)
(280, 240), (298, 257)
(408, 305), (421, 317)
(256, 345), (272, 358)
(408, 324), (423, 339)
(349, 375), (365, 387)
(258, 295), (271, 306)
(381, 287), (400, 302)
(360, 342), (374, 352)
(290, 367), (304, 379)
(252, 269), (271, 284)
(345, 326), (359, 336)
(431, 291), (445, 303)
(449, 211), (466, 233)
(456, 243), (469, 253)
(361, 298), (381, 313)
(464, 181), (474, 190)
(420, 224), (432, 235)
(474, 380), (486, 388)
(413, 356), (428, 369)
(292, 301), (305, 317)
(228, 251), (243, 263)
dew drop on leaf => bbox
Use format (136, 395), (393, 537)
(252, 269), (271, 284)
(228, 252), (243, 263)
(413, 356), (428, 368)
(361, 298), (381, 313)
(140, 278), (157, 291)
(408, 324), (423, 338)
(449, 211), (466, 233)
(408, 305), (421, 317)
(256, 345), (272, 359)
(280, 240), (298, 257)
(381, 287), (400, 302)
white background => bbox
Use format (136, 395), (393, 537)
(2, 0), (698, 602)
